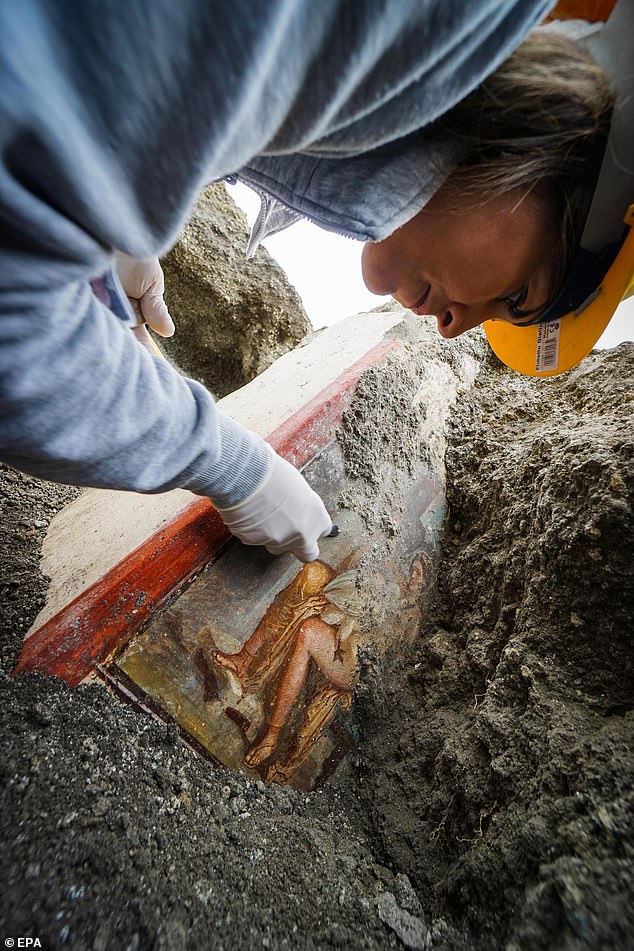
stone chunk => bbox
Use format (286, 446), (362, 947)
(160, 183), (310, 397)
(377, 891), (430, 950)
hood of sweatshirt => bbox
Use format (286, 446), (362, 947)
(237, 126), (461, 252)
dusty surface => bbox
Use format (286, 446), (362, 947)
(31, 310), (404, 632)
(1, 322), (633, 950)
(159, 184), (311, 397)
(0, 470), (80, 667)
(348, 339), (634, 951)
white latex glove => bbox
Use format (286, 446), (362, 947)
(115, 252), (175, 337)
(216, 445), (333, 563)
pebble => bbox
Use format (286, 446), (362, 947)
(371, 863), (393, 885)
(377, 891), (430, 951)
(393, 872), (423, 916)
(193, 880), (214, 904)
(66, 884), (86, 901)
(213, 803), (230, 822)
(92, 797), (110, 818)
(92, 923), (111, 951)
(230, 796), (247, 814)
(30, 702), (53, 727)
(82, 737), (99, 757)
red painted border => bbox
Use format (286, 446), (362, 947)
(15, 338), (399, 684)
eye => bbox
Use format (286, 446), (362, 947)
(503, 284), (529, 319)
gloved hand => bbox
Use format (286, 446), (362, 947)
(115, 252), (175, 344)
(215, 444), (332, 563)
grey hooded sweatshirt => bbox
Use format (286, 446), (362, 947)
(0, 0), (553, 506)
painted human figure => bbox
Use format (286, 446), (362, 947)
(243, 601), (360, 768)
(211, 561), (334, 693)
(213, 564), (363, 776)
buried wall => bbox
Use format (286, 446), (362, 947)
(1, 313), (632, 950)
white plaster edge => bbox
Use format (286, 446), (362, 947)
(29, 310), (403, 634)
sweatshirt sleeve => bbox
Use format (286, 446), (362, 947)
(0, 1), (271, 507)
(0, 275), (268, 507)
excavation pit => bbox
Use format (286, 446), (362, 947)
(4, 312), (632, 950)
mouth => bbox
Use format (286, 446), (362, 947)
(408, 284), (431, 316)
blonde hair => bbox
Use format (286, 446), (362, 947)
(439, 30), (614, 300)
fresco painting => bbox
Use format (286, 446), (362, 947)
(113, 442), (445, 789)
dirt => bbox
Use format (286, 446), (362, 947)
(0, 470), (80, 673)
(345, 338), (634, 951)
(1, 324), (632, 950)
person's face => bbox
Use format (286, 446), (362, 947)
(361, 186), (555, 338)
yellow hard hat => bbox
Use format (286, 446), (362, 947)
(485, 0), (633, 377)
(485, 205), (634, 377)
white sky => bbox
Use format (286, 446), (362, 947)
(229, 182), (633, 348)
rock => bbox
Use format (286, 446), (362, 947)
(377, 891), (430, 950)
(91, 798), (110, 818)
(92, 923), (110, 951)
(160, 184), (310, 397)
(154, 914), (189, 951)
(393, 873), (423, 917)
(29, 702), (53, 726)
(230, 795), (247, 814)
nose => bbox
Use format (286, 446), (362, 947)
(361, 242), (396, 296)
(432, 301), (486, 339)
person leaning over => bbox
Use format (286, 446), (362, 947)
(1, 1), (631, 564)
